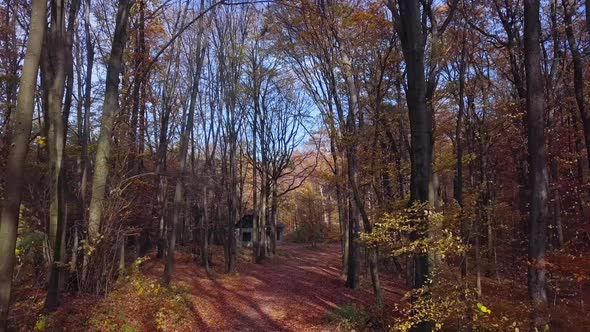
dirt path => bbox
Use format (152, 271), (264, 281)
(145, 244), (402, 331)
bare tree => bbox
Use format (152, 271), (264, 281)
(211, 5), (249, 273)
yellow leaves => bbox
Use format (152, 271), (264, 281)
(391, 283), (501, 331)
(155, 310), (166, 330)
(476, 302), (492, 315)
(132, 272), (162, 298)
(150, 281), (162, 296)
(361, 203), (465, 259)
(15, 248), (22, 256)
(36, 135), (46, 146)
(34, 315), (48, 331)
(34, 320), (45, 331)
(80, 239), (96, 256)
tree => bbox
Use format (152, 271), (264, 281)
(87, 0), (132, 253)
(386, 0), (457, 330)
(386, 0), (433, 327)
(523, 0), (549, 327)
(43, 0), (81, 311)
(78, 0), (94, 283)
(0, 0), (47, 329)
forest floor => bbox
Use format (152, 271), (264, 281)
(140, 243), (403, 331)
(9, 243), (590, 331)
(9, 243), (402, 331)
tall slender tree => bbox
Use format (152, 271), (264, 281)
(44, 0), (80, 311)
(0, 0), (47, 329)
(523, 0), (549, 327)
(87, 0), (132, 246)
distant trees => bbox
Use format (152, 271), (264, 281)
(269, 0), (386, 298)
(284, 184), (329, 247)
(243, 23), (314, 259)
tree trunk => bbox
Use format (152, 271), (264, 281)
(79, 0), (94, 285)
(128, 0), (146, 174)
(256, 113), (268, 263)
(340, 185), (349, 277)
(474, 217), (482, 297)
(342, 52), (382, 302)
(348, 177), (382, 300)
(331, 143), (348, 278)
(455, 32), (468, 278)
(524, 0), (549, 327)
(0, 0), (47, 329)
(344, 198), (360, 289)
(164, 175), (182, 285)
(388, 1), (433, 330)
(87, 0), (131, 243)
(156, 177), (168, 259)
(226, 138), (238, 273)
(44, 0), (81, 310)
(256, 177), (268, 263)
(201, 180), (211, 272)
(270, 185), (278, 256)
(118, 237), (125, 272)
(250, 51), (260, 261)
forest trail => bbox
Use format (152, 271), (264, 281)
(144, 244), (403, 331)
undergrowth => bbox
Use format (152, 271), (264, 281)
(327, 303), (387, 331)
(84, 257), (195, 331)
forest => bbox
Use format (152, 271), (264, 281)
(0, 0), (590, 331)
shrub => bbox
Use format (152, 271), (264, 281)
(327, 304), (370, 331)
(86, 257), (194, 331)
(362, 203), (530, 331)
